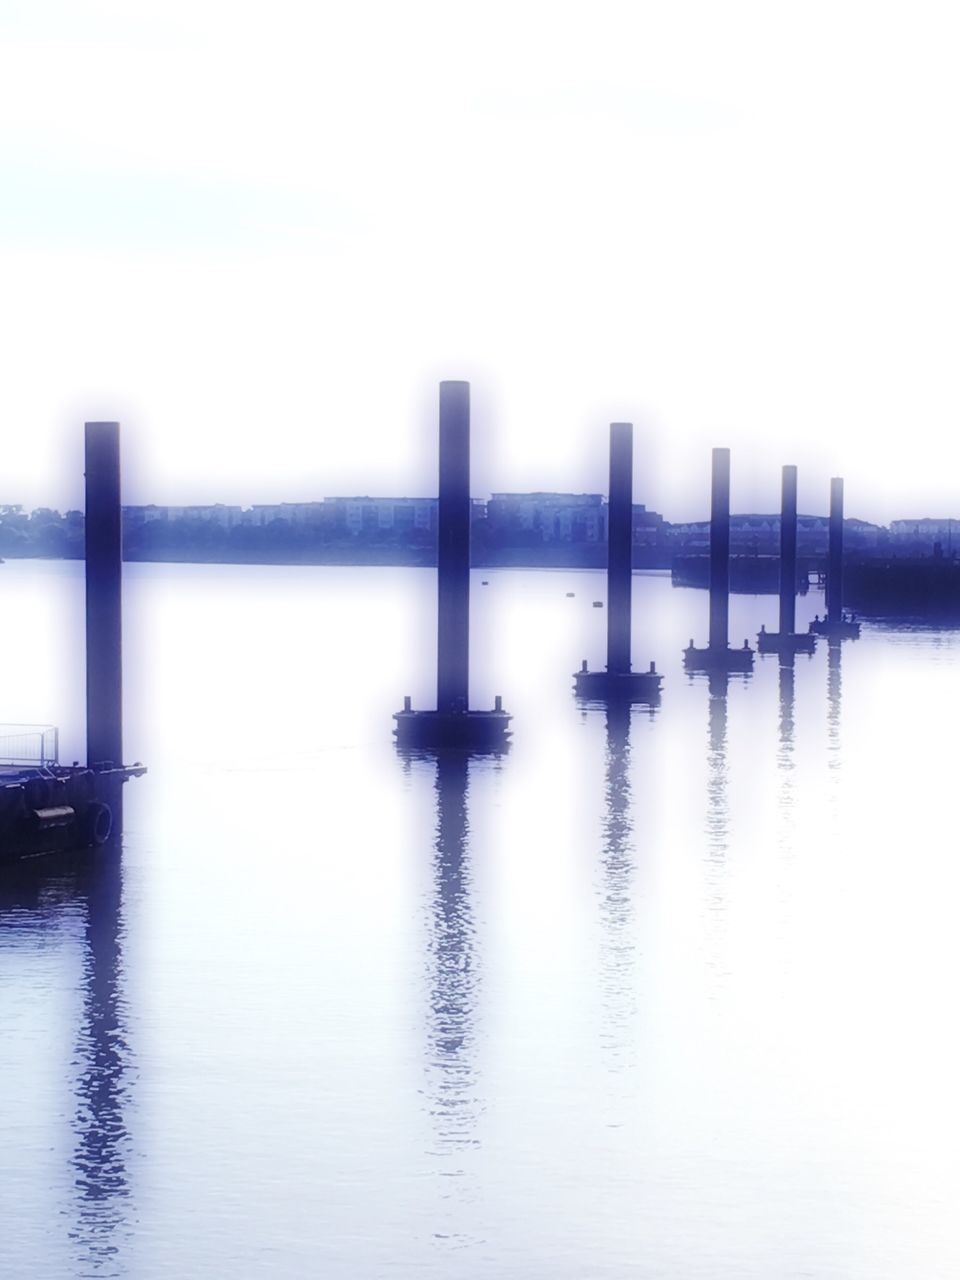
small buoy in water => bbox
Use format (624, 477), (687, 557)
(565, 591), (575, 598)
(592, 600), (603, 608)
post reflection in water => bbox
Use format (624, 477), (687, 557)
(597, 702), (638, 1071)
(70, 844), (134, 1276)
(0, 845), (133, 1278)
(699, 671), (737, 986)
(777, 652), (797, 824)
(705, 671), (730, 863)
(778, 653), (796, 764)
(827, 639), (842, 769)
(422, 750), (483, 1246)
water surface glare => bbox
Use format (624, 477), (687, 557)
(2, 561), (960, 1278)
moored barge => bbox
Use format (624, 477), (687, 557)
(0, 724), (145, 863)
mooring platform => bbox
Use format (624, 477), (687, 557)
(0, 762), (147, 864)
(573, 661), (663, 704)
(683, 642), (755, 673)
(809, 615), (861, 639)
(756, 627), (817, 654)
(394, 701), (511, 751)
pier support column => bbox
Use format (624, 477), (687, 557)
(685, 447), (753, 671)
(85, 422), (123, 769)
(572, 422), (661, 702)
(779, 464), (798, 635)
(709, 447), (730, 651)
(395, 382), (510, 750)
(827, 477), (844, 624)
(437, 381), (470, 715)
(607, 422), (632, 674)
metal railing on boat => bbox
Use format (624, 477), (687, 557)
(0, 724), (59, 768)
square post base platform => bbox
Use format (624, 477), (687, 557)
(0, 762), (146, 864)
(393, 706), (511, 751)
(809, 617), (861, 639)
(573, 665), (663, 704)
(683, 644), (755, 673)
(757, 629), (817, 654)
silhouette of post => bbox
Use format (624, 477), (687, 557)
(827, 477), (843, 624)
(607, 423), (633, 674)
(572, 422), (661, 702)
(437, 381), (470, 715)
(684, 447), (752, 670)
(779, 464), (798, 635)
(395, 381), (509, 749)
(85, 423), (123, 768)
(709, 447), (730, 650)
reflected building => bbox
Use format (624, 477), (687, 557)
(0, 847), (133, 1277)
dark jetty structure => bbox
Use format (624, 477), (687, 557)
(394, 382), (510, 751)
(842, 551), (960, 617)
(809, 477), (861, 639)
(684, 448), (754, 673)
(574, 423), (661, 704)
(671, 554), (809, 595)
(0, 423), (146, 864)
(757, 465), (816, 654)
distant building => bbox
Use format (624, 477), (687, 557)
(122, 504), (169, 528)
(320, 497), (438, 536)
(245, 502), (324, 527)
(486, 493), (606, 543)
(661, 514), (878, 555)
(125, 503), (243, 528)
(890, 518), (960, 546)
(632, 504), (665, 545)
(844, 517), (883, 548)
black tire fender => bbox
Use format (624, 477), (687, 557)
(79, 801), (113, 847)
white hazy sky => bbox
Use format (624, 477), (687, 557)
(1, 0), (958, 523)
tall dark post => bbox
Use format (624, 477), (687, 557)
(572, 420), (661, 703)
(779, 464), (798, 635)
(395, 381), (509, 749)
(685, 448), (753, 670)
(827, 477), (843, 624)
(709, 447), (730, 650)
(607, 423), (633, 674)
(436, 381), (470, 715)
(85, 423), (123, 768)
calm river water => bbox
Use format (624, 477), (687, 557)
(2, 560), (960, 1278)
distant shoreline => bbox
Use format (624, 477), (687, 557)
(0, 546), (657, 570)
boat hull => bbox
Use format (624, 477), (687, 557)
(0, 764), (146, 864)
